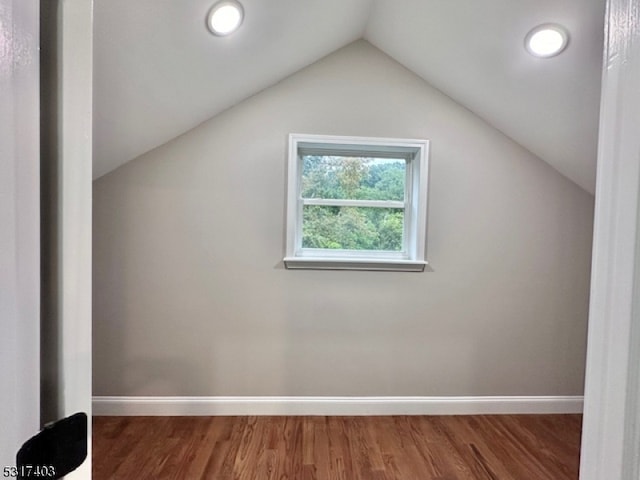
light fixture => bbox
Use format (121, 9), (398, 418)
(525, 24), (569, 58)
(207, 0), (244, 36)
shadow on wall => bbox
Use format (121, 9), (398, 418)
(120, 357), (203, 397)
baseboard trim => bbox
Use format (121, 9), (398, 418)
(92, 395), (583, 416)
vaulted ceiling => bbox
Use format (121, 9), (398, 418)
(94, 0), (605, 193)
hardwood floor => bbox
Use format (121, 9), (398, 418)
(93, 415), (581, 480)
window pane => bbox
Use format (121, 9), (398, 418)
(302, 206), (404, 251)
(301, 156), (406, 201)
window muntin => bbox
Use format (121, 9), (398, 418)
(285, 134), (429, 271)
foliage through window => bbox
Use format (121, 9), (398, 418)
(285, 135), (429, 271)
(302, 155), (406, 251)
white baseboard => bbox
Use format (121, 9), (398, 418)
(92, 395), (583, 416)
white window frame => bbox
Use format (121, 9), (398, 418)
(284, 134), (429, 271)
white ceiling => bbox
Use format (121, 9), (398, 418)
(94, 0), (605, 193)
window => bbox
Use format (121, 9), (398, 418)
(284, 134), (429, 271)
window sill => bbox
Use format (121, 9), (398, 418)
(283, 257), (427, 272)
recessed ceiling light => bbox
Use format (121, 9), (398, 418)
(525, 24), (569, 58)
(207, 0), (244, 36)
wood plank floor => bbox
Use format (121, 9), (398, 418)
(93, 415), (581, 480)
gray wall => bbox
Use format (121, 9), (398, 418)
(93, 41), (593, 397)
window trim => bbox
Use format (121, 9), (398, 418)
(284, 134), (430, 272)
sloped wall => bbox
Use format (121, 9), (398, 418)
(93, 40), (593, 397)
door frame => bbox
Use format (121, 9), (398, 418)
(40, 0), (93, 478)
(579, 0), (640, 478)
(0, 0), (40, 467)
